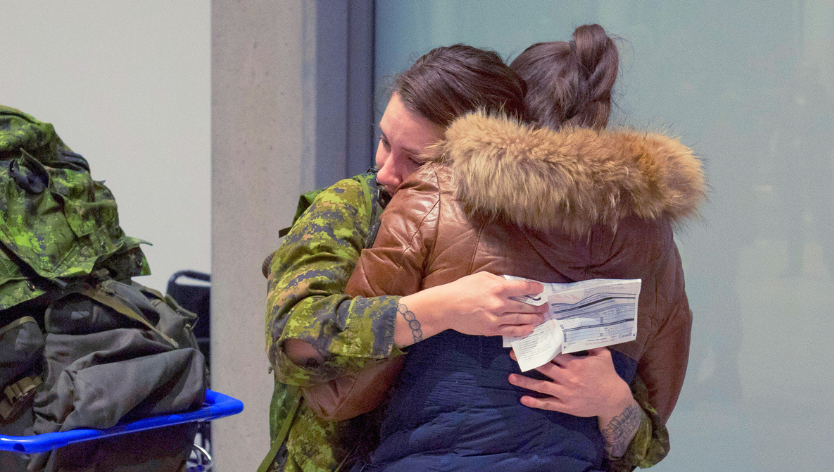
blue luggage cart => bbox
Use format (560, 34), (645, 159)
(0, 389), (242, 471)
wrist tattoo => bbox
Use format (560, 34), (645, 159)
(601, 403), (643, 459)
(398, 303), (423, 343)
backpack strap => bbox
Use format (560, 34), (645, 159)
(0, 316), (43, 422)
(362, 172), (388, 248)
(277, 187), (325, 238)
(0, 315), (36, 337)
(0, 374), (42, 421)
(75, 280), (180, 348)
(257, 385), (301, 472)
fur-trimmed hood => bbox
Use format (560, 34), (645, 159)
(427, 112), (706, 236)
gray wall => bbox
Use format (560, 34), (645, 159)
(0, 1), (211, 294)
(211, 2), (295, 469)
(2, 1), (372, 470)
(211, 1), (373, 470)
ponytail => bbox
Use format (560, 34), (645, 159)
(511, 24), (618, 130)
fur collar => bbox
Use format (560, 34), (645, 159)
(427, 112), (706, 236)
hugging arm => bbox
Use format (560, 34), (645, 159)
(345, 169), (545, 346)
(508, 349), (670, 468)
(269, 175), (544, 387)
(611, 248), (691, 468)
(508, 254), (689, 468)
(606, 375), (670, 471)
(266, 177), (404, 387)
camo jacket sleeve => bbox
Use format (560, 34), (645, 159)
(605, 374), (670, 471)
(265, 176), (403, 387)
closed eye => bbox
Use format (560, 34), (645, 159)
(404, 153), (423, 167)
(379, 134), (391, 151)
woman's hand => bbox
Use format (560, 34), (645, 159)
(394, 272), (546, 347)
(508, 347), (643, 458)
(508, 347), (632, 418)
(437, 272), (547, 337)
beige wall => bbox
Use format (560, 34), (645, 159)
(0, 2), (211, 295)
(211, 1), (317, 469)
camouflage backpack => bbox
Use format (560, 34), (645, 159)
(0, 106), (205, 472)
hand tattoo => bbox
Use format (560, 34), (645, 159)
(601, 402), (643, 459)
(398, 303), (423, 343)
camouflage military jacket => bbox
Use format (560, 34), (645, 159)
(262, 172), (669, 471)
(264, 173), (401, 472)
(0, 106), (150, 312)
(265, 172), (402, 385)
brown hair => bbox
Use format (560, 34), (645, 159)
(393, 44), (528, 127)
(510, 24), (618, 130)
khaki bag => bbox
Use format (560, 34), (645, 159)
(28, 278), (207, 472)
(0, 316), (44, 471)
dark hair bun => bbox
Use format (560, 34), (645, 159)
(570, 24), (618, 114)
(510, 23), (618, 130)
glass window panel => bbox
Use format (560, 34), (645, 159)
(375, 1), (834, 471)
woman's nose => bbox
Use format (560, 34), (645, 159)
(377, 159), (398, 186)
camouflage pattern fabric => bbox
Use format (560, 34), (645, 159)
(262, 172), (670, 470)
(264, 173), (401, 471)
(265, 383), (382, 472)
(265, 173), (402, 384)
(0, 105), (150, 311)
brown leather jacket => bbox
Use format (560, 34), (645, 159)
(345, 112), (705, 422)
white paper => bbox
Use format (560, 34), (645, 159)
(503, 276), (641, 372)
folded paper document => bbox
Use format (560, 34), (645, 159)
(503, 277), (641, 372)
